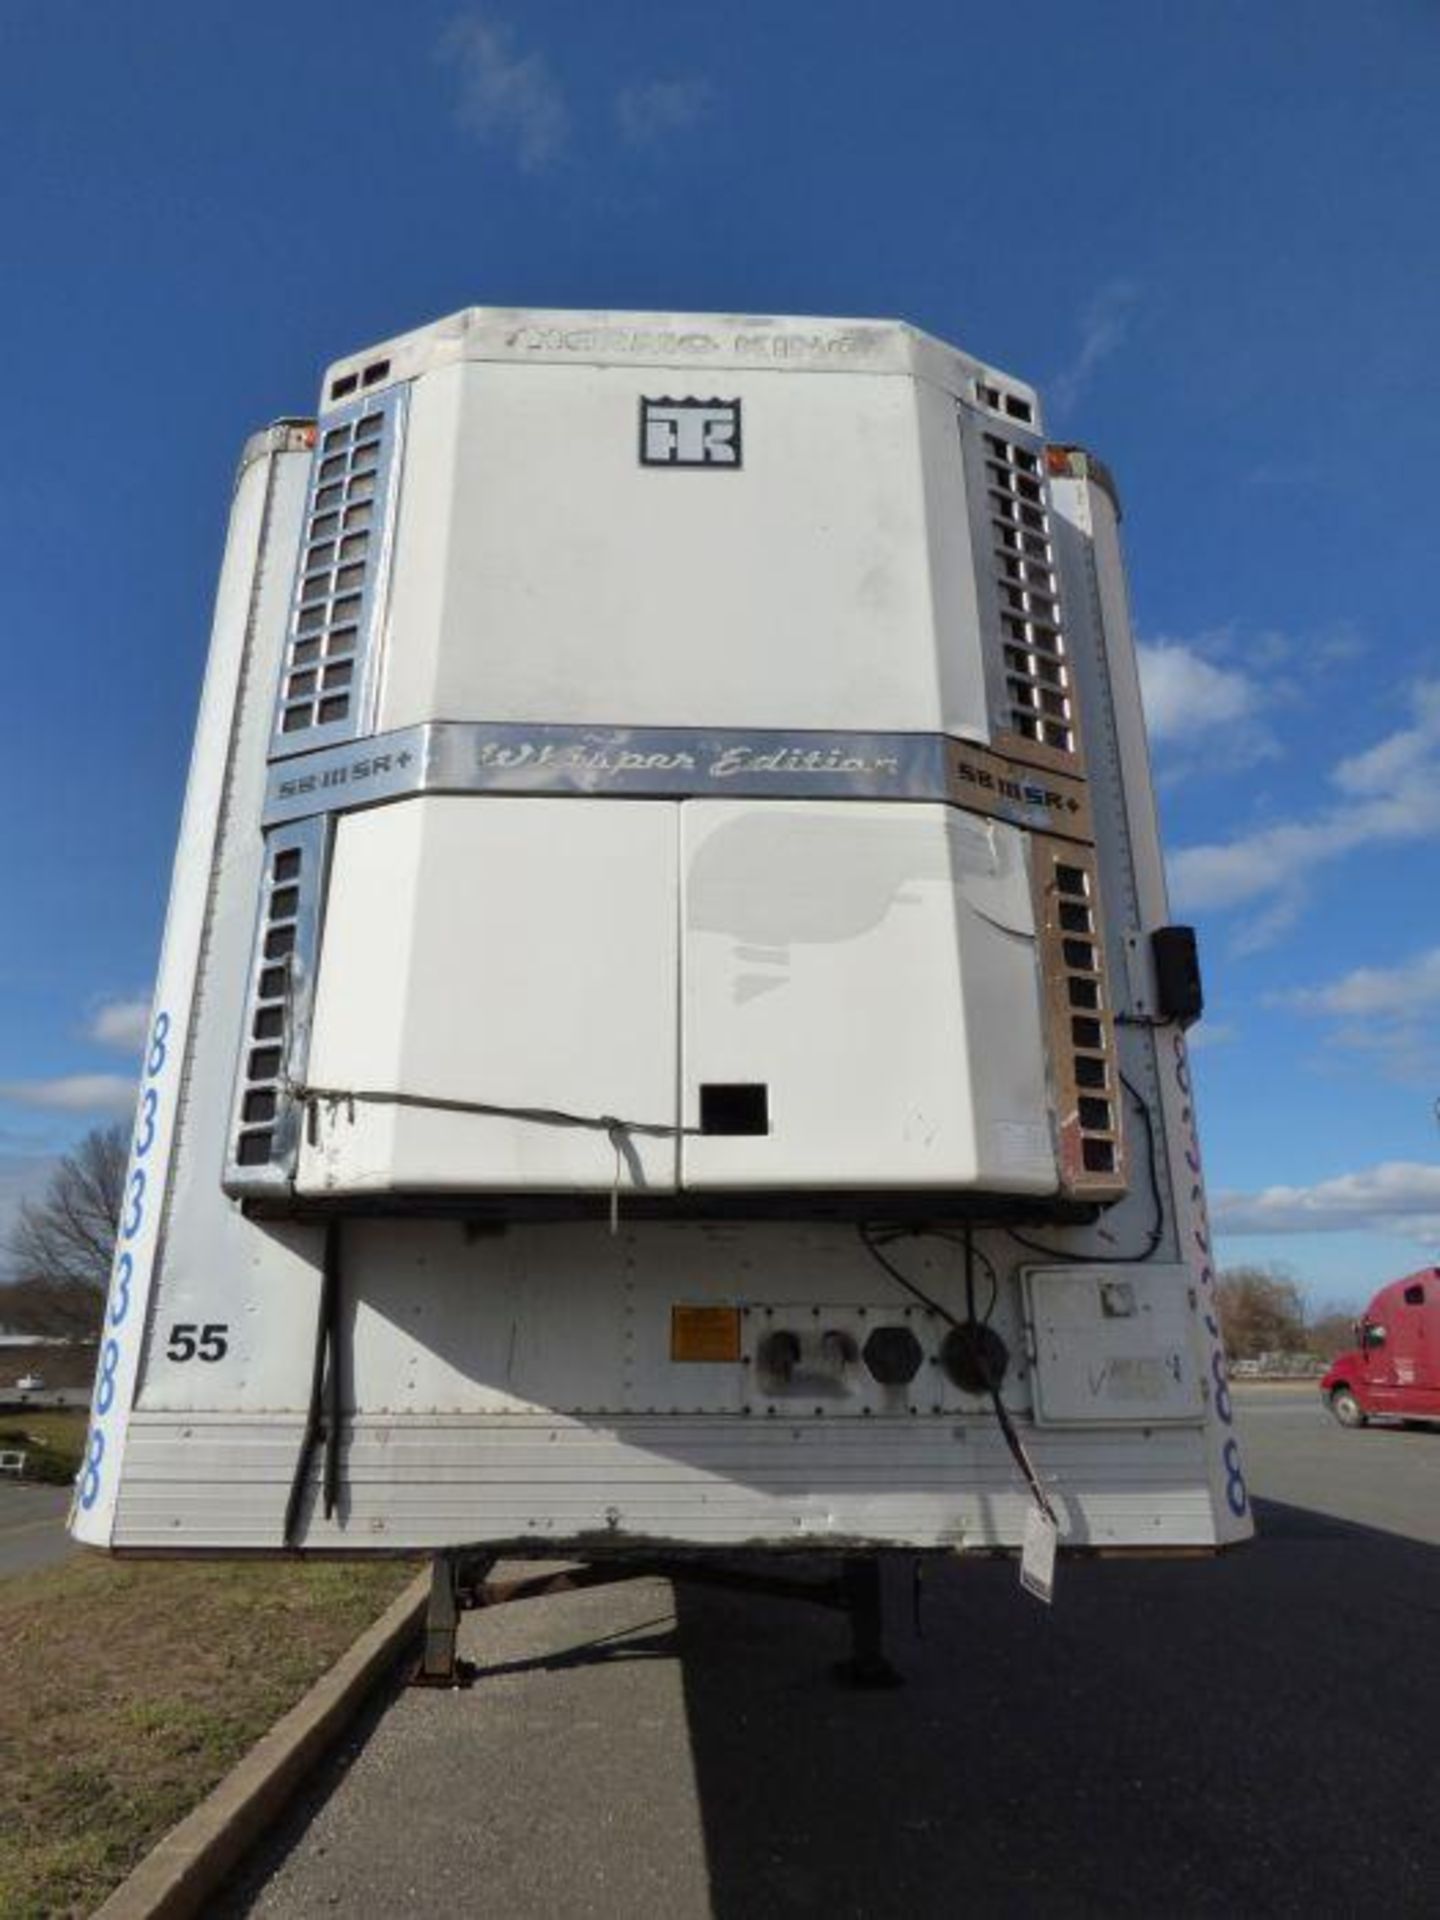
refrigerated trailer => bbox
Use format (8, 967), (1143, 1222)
(71, 308), (1252, 1612)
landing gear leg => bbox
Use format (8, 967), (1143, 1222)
(411, 1548), (909, 1689)
(834, 1554), (904, 1689)
(414, 1550), (495, 1687)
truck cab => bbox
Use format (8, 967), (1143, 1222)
(1322, 1269), (1440, 1428)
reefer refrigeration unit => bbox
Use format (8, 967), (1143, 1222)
(72, 308), (1252, 1563)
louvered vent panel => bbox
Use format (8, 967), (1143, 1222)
(975, 378), (1036, 427)
(983, 432), (1077, 760)
(1032, 838), (1125, 1198)
(224, 820), (328, 1195)
(270, 389), (404, 759)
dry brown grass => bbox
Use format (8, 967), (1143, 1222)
(0, 1553), (416, 1919)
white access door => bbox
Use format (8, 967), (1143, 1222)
(298, 796), (680, 1194)
(679, 800), (1057, 1193)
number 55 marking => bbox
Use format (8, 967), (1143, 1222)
(167, 1323), (229, 1363)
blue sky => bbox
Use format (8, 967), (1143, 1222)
(2, 1), (1437, 1311)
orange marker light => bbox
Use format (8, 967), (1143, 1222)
(670, 1305), (742, 1363)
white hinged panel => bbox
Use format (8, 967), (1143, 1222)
(679, 800), (1056, 1191)
(299, 796), (680, 1193)
(379, 361), (984, 738)
(1023, 1265), (1203, 1425)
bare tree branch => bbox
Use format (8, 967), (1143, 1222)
(3, 1124), (127, 1338)
(1215, 1264), (1307, 1361)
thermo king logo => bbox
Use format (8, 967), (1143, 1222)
(640, 396), (742, 468)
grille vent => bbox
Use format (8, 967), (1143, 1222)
(1032, 839), (1124, 1197)
(975, 378), (1035, 426)
(270, 388), (404, 759)
(224, 820), (328, 1195)
(983, 431), (1077, 759)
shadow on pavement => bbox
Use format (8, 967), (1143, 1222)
(220, 1499), (1438, 1917)
(670, 1499), (1438, 1918)
(443, 1611), (681, 1681)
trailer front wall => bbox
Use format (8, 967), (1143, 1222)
(74, 312), (1251, 1555)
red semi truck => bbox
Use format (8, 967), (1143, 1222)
(1321, 1269), (1440, 1427)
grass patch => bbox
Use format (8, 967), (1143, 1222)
(0, 1409), (87, 1484)
(0, 1554), (417, 1919)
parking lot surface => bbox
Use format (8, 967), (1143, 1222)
(224, 1386), (1440, 1918)
(0, 1482), (74, 1578)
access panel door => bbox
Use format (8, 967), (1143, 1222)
(299, 795), (680, 1194)
(679, 799), (1057, 1193)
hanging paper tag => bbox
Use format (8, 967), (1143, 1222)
(1020, 1503), (1058, 1605)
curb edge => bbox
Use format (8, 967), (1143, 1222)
(93, 1568), (429, 1920)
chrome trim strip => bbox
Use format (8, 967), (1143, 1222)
(261, 722), (1092, 841)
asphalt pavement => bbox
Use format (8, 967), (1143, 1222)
(218, 1384), (1440, 1918)
(0, 1481), (75, 1577)
(1229, 1381), (1440, 1543)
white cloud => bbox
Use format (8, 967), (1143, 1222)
(437, 13), (570, 172)
(0, 1075), (137, 1116)
(1137, 634), (1280, 787)
(1274, 946), (1440, 1086)
(1168, 679), (1440, 945)
(1213, 1162), (1440, 1241)
(1138, 641), (1263, 742)
(1190, 620), (1364, 678)
(1323, 1021), (1440, 1089)
(616, 78), (712, 145)
(87, 996), (151, 1052)
(1333, 682), (1440, 797)
(1171, 819), (1319, 912)
(1050, 279), (1141, 415)
(1285, 948), (1440, 1019)
(1186, 1021), (1235, 1051)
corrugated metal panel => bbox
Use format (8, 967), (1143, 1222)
(115, 1414), (1219, 1551)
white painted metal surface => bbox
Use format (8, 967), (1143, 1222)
(300, 797), (680, 1194)
(380, 362), (991, 739)
(680, 801), (1053, 1191)
(1048, 454), (1252, 1539)
(71, 428), (318, 1543)
(1023, 1265), (1203, 1425)
(74, 309), (1252, 1558)
(115, 1415), (1219, 1552)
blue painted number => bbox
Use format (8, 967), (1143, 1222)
(1223, 1437), (1248, 1517)
(78, 1425), (107, 1510)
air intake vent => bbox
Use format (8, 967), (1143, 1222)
(983, 432), (1077, 760)
(1031, 838), (1124, 1198)
(270, 388), (405, 760)
(975, 378), (1035, 426)
(224, 820), (329, 1196)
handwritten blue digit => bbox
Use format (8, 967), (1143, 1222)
(78, 1426), (107, 1510)
(82, 1015), (171, 1525)
(109, 1252), (133, 1328)
(1173, 1043), (1190, 1098)
(147, 1011), (170, 1079)
(134, 1087), (158, 1158)
(95, 1338), (120, 1415)
(1223, 1438), (1248, 1517)
(1211, 1349), (1232, 1425)
(122, 1169), (146, 1239)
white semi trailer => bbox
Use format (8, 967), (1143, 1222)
(72, 308), (1250, 1666)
